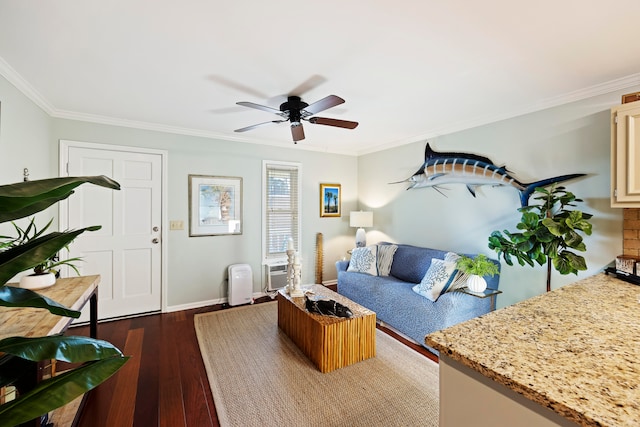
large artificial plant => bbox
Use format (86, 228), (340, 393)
(488, 185), (593, 292)
(0, 176), (128, 426)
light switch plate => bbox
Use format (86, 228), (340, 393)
(169, 220), (184, 230)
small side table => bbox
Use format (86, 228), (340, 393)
(457, 287), (502, 311)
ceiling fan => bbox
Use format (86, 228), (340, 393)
(234, 95), (359, 143)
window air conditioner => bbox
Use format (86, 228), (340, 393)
(266, 263), (288, 291)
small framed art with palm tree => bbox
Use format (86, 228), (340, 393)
(320, 183), (341, 217)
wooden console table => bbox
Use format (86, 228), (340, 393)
(277, 284), (376, 373)
(0, 275), (100, 427)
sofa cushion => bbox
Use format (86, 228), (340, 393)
(412, 258), (458, 301)
(377, 244), (398, 276)
(347, 245), (378, 275)
(389, 244), (447, 283)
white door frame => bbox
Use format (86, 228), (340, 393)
(59, 139), (169, 314)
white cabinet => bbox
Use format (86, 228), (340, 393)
(611, 100), (640, 207)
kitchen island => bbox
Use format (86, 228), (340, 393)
(426, 273), (640, 427)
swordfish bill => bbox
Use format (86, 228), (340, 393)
(396, 143), (585, 207)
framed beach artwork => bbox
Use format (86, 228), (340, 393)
(319, 183), (341, 217)
(189, 175), (242, 236)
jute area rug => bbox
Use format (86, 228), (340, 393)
(194, 302), (439, 427)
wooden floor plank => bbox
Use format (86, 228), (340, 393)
(105, 328), (144, 427)
(177, 314), (216, 427)
(131, 314), (160, 426)
(158, 316), (187, 427)
(75, 318), (133, 426)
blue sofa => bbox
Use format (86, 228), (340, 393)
(336, 243), (500, 355)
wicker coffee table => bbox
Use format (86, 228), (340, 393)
(277, 284), (376, 373)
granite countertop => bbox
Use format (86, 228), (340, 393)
(426, 273), (640, 427)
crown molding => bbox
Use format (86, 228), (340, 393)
(356, 72), (640, 156)
(0, 56), (55, 115)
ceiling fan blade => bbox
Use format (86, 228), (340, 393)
(236, 101), (282, 115)
(291, 123), (305, 142)
(207, 75), (269, 99)
(303, 95), (345, 115)
(288, 75), (327, 96)
(308, 117), (359, 129)
(235, 120), (285, 133)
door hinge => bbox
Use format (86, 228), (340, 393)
(614, 115), (618, 124)
(614, 188), (618, 197)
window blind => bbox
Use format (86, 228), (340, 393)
(264, 162), (300, 260)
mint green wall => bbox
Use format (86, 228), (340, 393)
(0, 75), (52, 184)
(358, 89), (632, 307)
(1, 71), (632, 309)
(0, 74), (55, 239)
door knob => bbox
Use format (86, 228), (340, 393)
(152, 238), (160, 244)
(153, 226), (159, 232)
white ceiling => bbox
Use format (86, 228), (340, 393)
(1, 1), (640, 156)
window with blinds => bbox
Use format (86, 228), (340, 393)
(263, 161), (301, 261)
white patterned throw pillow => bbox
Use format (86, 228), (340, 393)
(377, 244), (398, 276)
(412, 258), (458, 301)
(347, 245), (378, 276)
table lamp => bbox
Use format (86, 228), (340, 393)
(350, 211), (373, 248)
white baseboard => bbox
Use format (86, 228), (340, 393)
(166, 298), (224, 313)
(165, 291), (270, 313)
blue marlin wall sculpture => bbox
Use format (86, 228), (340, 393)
(396, 143), (585, 207)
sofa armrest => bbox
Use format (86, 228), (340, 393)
(432, 290), (494, 329)
(336, 260), (349, 273)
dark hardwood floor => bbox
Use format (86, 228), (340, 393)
(68, 295), (437, 427)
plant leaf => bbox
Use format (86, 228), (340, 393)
(567, 211), (593, 235)
(564, 230), (585, 250)
(0, 335), (123, 363)
(0, 286), (80, 317)
(0, 356), (128, 426)
(558, 251), (588, 273)
(0, 176), (120, 223)
(541, 218), (563, 237)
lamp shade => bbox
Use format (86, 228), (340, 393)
(350, 211), (373, 228)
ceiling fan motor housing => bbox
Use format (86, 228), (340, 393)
(280, 96), (309, 124)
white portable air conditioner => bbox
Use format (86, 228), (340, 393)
(228, 264), (253, 306)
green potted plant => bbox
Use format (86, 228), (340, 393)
(488, 184), (593, 292)
(455, 254), (500, 292)
(2, 217), (84, 290)
(0, 176), (128, 426)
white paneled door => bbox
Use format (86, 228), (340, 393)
(60, 141), (164, 320)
